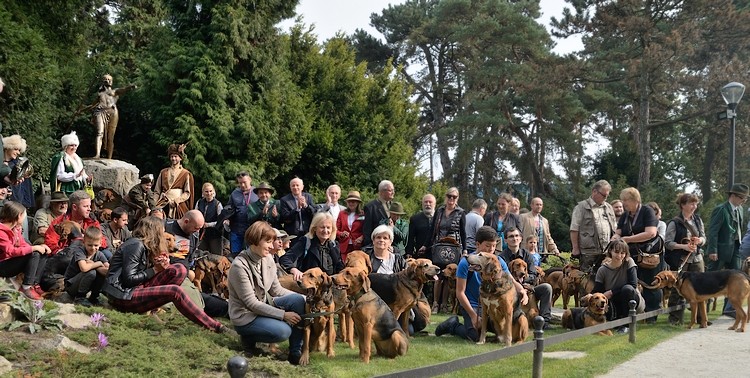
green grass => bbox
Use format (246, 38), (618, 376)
(0, 296), (729, 377)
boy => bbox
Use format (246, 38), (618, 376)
(435, 226), (527, 341)
(526, 235), (541, 268)
(64, 226), (109, 307)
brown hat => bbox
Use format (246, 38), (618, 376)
(389, 201), (406, 215)
(167, 143), (187, 159)
(253, 182), (275, 195)
(729, 183), (750, 198)
(345, 191), (362, 202)
(49, 191), (69, 203)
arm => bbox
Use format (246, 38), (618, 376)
(228, 261), (286, 320)
(705, 206), (723, 255)
(622, 226), (657, 244)
(34, 210), (51, 236)
(456, 277), (479, 330)
(119, 243), (155, 289)
(113, 84), (137, 96)
(543, 218), (559, 254)
(279, 238), (305, 279)
(570, 230), (580, 255)
(78, 258), (106, 273)
(55, 157), (78, 182)
(405, 215), (416, 256)
(0, 230), (33, 260)
(459, 212), (467, 252)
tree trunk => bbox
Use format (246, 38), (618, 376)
(637, 71), (651, 188)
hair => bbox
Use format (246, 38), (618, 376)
(111, 207), (128, 220)
(676, 193), (699, 207)
(68, 190), (90, 208)
(497, 192), (513, 204)
(0, 201), (26, 223)
(511, 197), (521, 207)
(472, 198), (487, 210)
(245, 221), (276, 246)
(3, 135), (27, 153)
(378, 180), (394, 192)
(645, 201), (661, 216)
(371, 224), (394, 241)
(345, 198), (363, 215)
(592, 180), (611, 192)
(446, 187), (459, 196)
(307, 212), (337, 242)
(620, 187), (641, 203)
(504, 226), (521, 239)
(202, 182), (214, 192)
(327, 184), (341, 193)
(606, 239), (629, 258)
(610, 199), (623, 206)
(422, 193), (436, 203)
(133, 216), (167, 261)
(83, 226), (103, 241)
(236, 171), (251, 180)
(476, 226), (499, 244)
(526, 235), (538, 243)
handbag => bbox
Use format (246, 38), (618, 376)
(634, 235), (664, 269)
(431, 241), (461, 268)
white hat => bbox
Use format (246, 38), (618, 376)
(61, 131), (79, 148)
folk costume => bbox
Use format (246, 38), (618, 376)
(155, 143), (194, 219)
(49, 132), (88, 196)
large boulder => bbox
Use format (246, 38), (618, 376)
(83, 159), (139, 197)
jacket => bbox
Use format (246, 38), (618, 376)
(228, 250), (295, 327)
(362, 199), (389, 247)
(336, 209), (365, 255)
(706, 201), (743, 260)
(570, 198), (616, 255)
(520, 212), (559, 254)
(367, 248), (406, 273)
(279, 192), (315, 238)
(279, 236), (344, 276)
(430, 205), (467, 251)
(0, 223), (32, 262)
(227, 188), (258, 234)
(102, 237), (156, 300)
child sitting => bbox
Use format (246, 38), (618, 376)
(525, 235), (542, 268)
(64, 226), (110, 307)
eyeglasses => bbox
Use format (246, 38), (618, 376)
(506, 234), (522, 239)
(596, 189), (610, 199)
(446, 194), (458, 200)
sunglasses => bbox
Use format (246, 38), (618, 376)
(446, 194), (458, 199)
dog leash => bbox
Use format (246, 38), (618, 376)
(676, 238), (696, 274)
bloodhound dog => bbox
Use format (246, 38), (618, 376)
(561, 292), (612, 336)
(297, 268), (336, 366)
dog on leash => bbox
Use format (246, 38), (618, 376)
(297, 268), (336, 366)
(442, 263), (459, 314)
(336, 250), (371, 348)
(192, 251), (232, 298)
(561, 292), (612, 336)
(644, 270), (750, 332)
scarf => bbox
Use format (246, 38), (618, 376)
(245, 251), (272, 305)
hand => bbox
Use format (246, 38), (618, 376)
(691, 236), (702, 246)
(262, 203), (269, 214)
(470, 312), (481, 330)
(291, 268), (303, 281)
(223, 219), (230, 225)
(520, 291), (529, 306)
(271, 206), (278, 218)
(604, 290), (613, 299)
(153, 254), (170, 272)
(341, 231), (349, 239)
(418, 246), (426, 253)
(708, 253), (718, 261)
(610, 234), (622, 241)
(102, 262), (110, 269)
(283, 311), (301, 326)
(326, 192), (333, 205)
(297, 196), (307, 208)
(354, 236), (363, 244)
(570, 248), (580, 257)
(33, 244), (52, 255)
(388, 218), (394, 227)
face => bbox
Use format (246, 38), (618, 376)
(610, 248), (627, 262)
(237, 176), (252, 193)
(84, 237), (102, 256)
(6, 147), (20, 160)
(184, 217), (204, 233)
(373, 233), (392, 251)
(327, 186), (341, 203)
(526, 239), (538, 252)
(51, 201), (68, 216)
(731, 193), (748, 206)
(252, 238), (275, 257)
(257, 189), (271, 202)
(290, 179), (303, 196)
(445, 191), (458, 208)
(592, 187), (611, 205)
(478, 206), (487, 217)
(66, 144), (78, 154)
(422, 195), (435, 213)
(169, 153), (182, 166)
(0, 188), (8, 201)
(142, 182), (152, 191)
(621, 198), (638, 213)
(497, 198), (509, 214)
(511, 199), (520, 214)
(346, 199), (359, 211)
(73, 199), (92, 219)
(202, 185), (215, 201)
(103, 75), (113, 87)
(612, 201), (624, 216)
(681, 201), (698, 214)
(505, 230), (522, 249)
(273, 238), (283, 252)
(380, 184), (395, 201)
(113, 215), (129, 230)
(531, 198), (543, 214)
(315, 220), (333, 242)
(476, 240), (497, 253)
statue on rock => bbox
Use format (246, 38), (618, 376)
(90, 74), (136, 159)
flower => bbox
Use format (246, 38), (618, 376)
(33, 301), (43, 310)
(97, 333), (108, 350)
(90, 313), (106, 328)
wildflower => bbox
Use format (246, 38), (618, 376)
(33, 301), (43, 310)
(90, 313), (106, 328)
(97, 333), (108, 350)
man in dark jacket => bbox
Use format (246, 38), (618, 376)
(363, 180), (395, 247)
(406, 194), (435, 258)
(279, 177), (316, 248)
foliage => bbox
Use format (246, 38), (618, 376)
(5, 292), (63, 334)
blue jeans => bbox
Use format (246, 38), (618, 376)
(452, 305), (485, 342)
(230, 232), (245, 255)
(233, 293), (305, 356)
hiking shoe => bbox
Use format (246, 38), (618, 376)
(74, 297), (93, 307)
(435, 315), (459, 336)
(19, 286), (42, 301)
(616, 326), (629, 334)
(288, 353), (302, 366)
(33, 284), (45, 296)
(218, 324), (239, 338)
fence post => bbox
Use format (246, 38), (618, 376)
(532, 316), (545, 378)
(628, 300), (637, 343)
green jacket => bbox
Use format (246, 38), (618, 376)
(393, 218), (408, 253)
(706, 201), (743, 260)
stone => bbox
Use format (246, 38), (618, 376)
(82, 159), (139, 197)
(56, 313), (92, 330)
(38, 335), (91, 354)
(0, 303), (14, 325)
(544, 351), (587, 359)
(0, 356), (12, 375)
(56, 303), (77, 316)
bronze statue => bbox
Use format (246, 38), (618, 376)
(90, 74), (136, 159)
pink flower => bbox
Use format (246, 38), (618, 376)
(97, 333), (108, 350)
(90, 313), (106, 328)
(33, 301), (43, 310)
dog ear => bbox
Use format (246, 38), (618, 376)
(581, 294), (590, 307)
(358, 270), (370, 292)
(323, 273), (332, 289)
(366, 256), (373, 274)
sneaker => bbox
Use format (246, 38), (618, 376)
(19, 286), (42, 301)
(435, 315), (459, 336)
(33, 285), (45, 296)
(616, 326), (629, 334)
(74, 297), (93, 308)
(288, 353), (302, 366)
(217, 324), (239, 338)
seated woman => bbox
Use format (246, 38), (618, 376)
(587, 239), (644, 328)
(102, 216), (230, 334)
(367, 225), (406, 274)
(228, 221), (305, 364)
(0, 201), (52, 300)
(280, 212), (344, 281)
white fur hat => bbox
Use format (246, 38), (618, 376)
(2, 135), (26, 153)
(61, 131), (79, 148)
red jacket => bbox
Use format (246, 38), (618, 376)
(44, 214), (107, 254)
(336, 210), (364, 256)
(0, 223), (33, 261)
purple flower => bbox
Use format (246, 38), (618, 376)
(97, 333), (108, 350)
(90, 313), (106, 328)
(33, 300), (43, 310)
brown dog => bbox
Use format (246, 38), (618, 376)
(533, 266), (545, 286)
(545, 270), (564, 305)
(336, 251), (372, 348)
(192, 253), (232, 298)
(443, 263), (459, 314)
(369, 258), (440, 334)
(333, 267), (408, 363)
(297, 268), (336, 365)
(509, 259), (528, 284)
(467, 252), (528, 346)
(53, 220), (83, 246)
(561, 292), (612, 336)
(562, 269), (585, 309)
(645, 270), (750, 331)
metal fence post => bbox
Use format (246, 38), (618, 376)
(532, 316), (545, 378)
(628, 300), (637, 343)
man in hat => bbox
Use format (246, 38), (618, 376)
(247, 182), (280, 228)
(124, 174), (157, 228)
(388, 201), (408, 254)
(225, 171), (257, 254)
(33, 191), (69, 244)
(706, 183), (749, 317)
(155, 143), (194, 219)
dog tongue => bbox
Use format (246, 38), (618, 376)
(432, 275), (439, 281)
